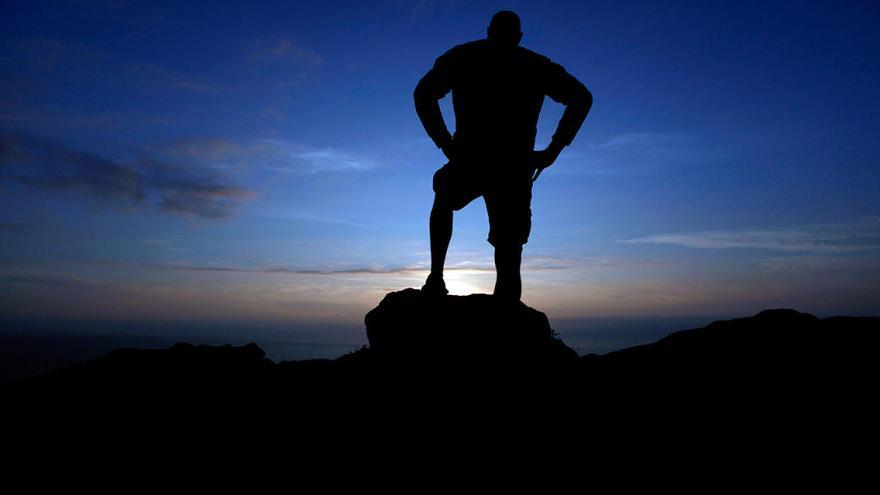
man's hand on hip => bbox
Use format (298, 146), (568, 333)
(530, 140), (564, 182)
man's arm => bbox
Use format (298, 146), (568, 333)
(546, 61), (593, 151)
(532, 61), (593, 180)
(414, 53), (455, 157)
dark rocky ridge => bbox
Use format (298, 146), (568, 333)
(6, 289), (879, 441)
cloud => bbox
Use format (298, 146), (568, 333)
(293, 148), (379, 173)
(247, 139), (380, 173)
(0, 132), (255, 218)
(624, 218), (880, 253)
(760, 255), (880, 273)
(76, 1), (170, 25)
(134, 254), (666, 276)
(0, 272), (108, 290)
(247, 37), (322, 65)
(566, 132), (705, 175)
(139, 256), (583, 276)
(277, 212), (374, 229)
(1, 133), (146, 205)
(139, 156), (255, 217)
(4, 38), (104, 74)
(142, 263), (450, 275)
(155, 137), (380, 174)
(125, 64), (218, 93)
(154, 138), (244, 164)
(140, 238), (186, 253)
(396, 0), (457, 20)
(5, 38), (213, 93)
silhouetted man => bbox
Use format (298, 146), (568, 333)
(415, 10), (592, 300)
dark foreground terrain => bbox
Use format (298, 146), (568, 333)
(6, 288), (879, 464)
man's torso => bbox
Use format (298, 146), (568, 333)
(441, 40), (553, 154)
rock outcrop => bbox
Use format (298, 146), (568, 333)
(365, 288), (578, 366)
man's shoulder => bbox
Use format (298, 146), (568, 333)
(440, 39), (487, 59)
(440, 40), (555, 65)
(515, 46), (555, 66)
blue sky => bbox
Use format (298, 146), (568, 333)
(2, 0), (879, 329)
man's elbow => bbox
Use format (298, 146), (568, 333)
(576, 84), (593, 113)
(413, 77), (434, 107)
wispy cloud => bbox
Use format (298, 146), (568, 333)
(143, 263), (455, 275)
(293, 148), (378, 173)
(135, 254), (668, 276)
(396, 0), (457, 20)
(125, 64), (218, 93)
(760, 255), (880, 273)
(5, 38), (214, 93)
(4, 37), (104, 74)
(247, 37), (322, 65)
(76, 1), (170, 25)
(0, 272), (109, 290)
(249, 139), (381, 173)
(278, 212), (374, 229)
(565, 132), (706, 175)
(0, 132), (255, 218)
(153, 138), (244, 164)
(140, 238), (187, 253)
(624, 218), (880, 253)
(139, 256), (583, 276)
(154, 137), (381, 174)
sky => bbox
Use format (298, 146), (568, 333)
(2, 0), (879, 342)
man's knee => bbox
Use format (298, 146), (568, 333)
(490, 239), (524, 256)
(432, 167), (448, 194)
(487, 227), (529, 249)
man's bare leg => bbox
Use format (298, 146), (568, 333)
(424, 195), (452, 294)
(493, 243), (523, 300)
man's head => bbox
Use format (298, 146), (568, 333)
(487, 10), (522, 46)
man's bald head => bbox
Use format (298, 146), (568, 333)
(487, 10), (523, 46)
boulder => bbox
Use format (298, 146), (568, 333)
(364, 288), (578, 367)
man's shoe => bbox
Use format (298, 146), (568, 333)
(421, 274), (449, 296)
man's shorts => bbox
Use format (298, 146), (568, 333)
(432, 153), (534, 247)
